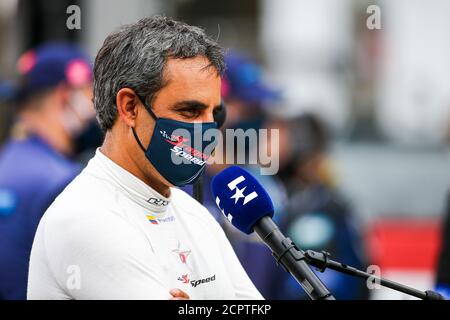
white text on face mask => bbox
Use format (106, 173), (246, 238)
(170, 146), (206, 166)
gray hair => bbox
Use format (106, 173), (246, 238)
(93, 15), (225, 132)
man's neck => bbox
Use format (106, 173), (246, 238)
(101, 132), (171, 198)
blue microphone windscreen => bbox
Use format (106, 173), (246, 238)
(211, 166), (274, 234)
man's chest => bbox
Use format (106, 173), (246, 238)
(136, 210), (236, 299)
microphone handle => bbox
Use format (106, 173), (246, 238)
(253, 217), (335, 300)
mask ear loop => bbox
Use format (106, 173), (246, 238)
(131, 127), (146, 152)
(136, 93), (158, 120)
(131, 93), (157, 152)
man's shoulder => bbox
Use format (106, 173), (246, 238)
(40, 168), (119, 230)
(39, 172), (144, 253)
(50, 168), (117, 211)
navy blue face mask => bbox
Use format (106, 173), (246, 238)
(131, 95), (218, 187)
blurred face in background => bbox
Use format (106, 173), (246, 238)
(60, 84), (95, 138)
(17, 82), (95, 156)
(281, 114), (334, 188)
(222, 97), (265, 130)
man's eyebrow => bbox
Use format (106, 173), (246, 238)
(171, 100), (219, 111)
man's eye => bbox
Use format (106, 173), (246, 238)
(179, 109), (201, 118)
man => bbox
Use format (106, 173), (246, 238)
(0, 42), (95, 300)
(28, 16), (263, 300)
(274, 114), (369, 299)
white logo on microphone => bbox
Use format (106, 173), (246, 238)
(227, 176), (258, 205)
(215, 175), (258, 223)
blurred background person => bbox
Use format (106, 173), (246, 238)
(0, 42), (97, 300)
(272, 113), (370, 299)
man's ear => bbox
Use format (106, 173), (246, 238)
(116, 88), (141, 127)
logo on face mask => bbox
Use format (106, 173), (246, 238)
(159, 130), (179, 143)
(169, 146), (206, 166)
(131, 94), (218, 187)
(160, 130), (210, 166)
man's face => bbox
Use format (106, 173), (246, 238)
(133, 56), (222, 187)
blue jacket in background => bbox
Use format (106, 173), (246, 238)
(0, 136), (80, 300)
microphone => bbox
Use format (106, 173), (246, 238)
(211, 166), (335, 300)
